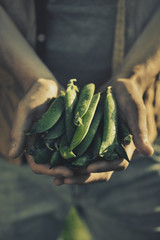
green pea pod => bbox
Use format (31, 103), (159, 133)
(45, 139), (55, 151)
(27, 139), (52, 164)
(99, 86), (117, 156)
(74, 101), (103, 157)
(74, 83), (95, 126)
(49, 150), (62, 168)
(102, 150), (119, 161)
(69, 154), (90, 169)
(29, 93), (65, 134)
(115, 142), (130, 163)
(91, 131), (102, 160)
(44, 114), (65, 140)
(70, 131), (101, 169)
(59, 134), (76, 159)
(118, 119), (132, 145)
(70, 92), (100, 151)
(65, 79), (79, 142)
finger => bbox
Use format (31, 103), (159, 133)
(72, 168), (89, 175)
(115, 79), (154, 156)
(64, 171), (113, 185)
(87, 140), (135, 173)
(27, 155), (74, 177)
(87, 159), (129, 173)
(54, 177), (64, 186)
(126, 97), (153, 156)
(9, 103), (33, 158)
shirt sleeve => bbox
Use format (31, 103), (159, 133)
(0, 0), (36, 47)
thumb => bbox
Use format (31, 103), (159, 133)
(127, 100), (154, 156)
(9, 105), (33, 158)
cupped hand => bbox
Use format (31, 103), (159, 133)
(8, 78), (75, 178)
(111, 75), (154, 156)
(9, 78), (62, 158)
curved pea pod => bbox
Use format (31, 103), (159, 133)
(74, 101), (103, 157)
(27, 138), (52, 164)
(99, 86), (117, 157)
(44, 114), (65, 140)
(45, 139), (55, 151)
(49, 150), (63, 169)
(70, 92), (100, 151)
(74, 83), (95, 126)
(65, 79), (79, 142)
(91, 131), (102, 159)
(59, 134), (76, 159)
(70, 131), (101, 169)
(118, 119), (132, 145)
(115, 142), (130, 163)
(29, 93), (65, 134)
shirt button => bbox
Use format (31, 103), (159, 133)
(37, 34), (46, 42)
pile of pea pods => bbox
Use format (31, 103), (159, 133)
(26, 79), (132, 169)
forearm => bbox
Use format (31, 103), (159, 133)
(114, 6), (160, 92)
(0, 5), (57, 92)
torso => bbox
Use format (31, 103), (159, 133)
(44, 0), (118, 89)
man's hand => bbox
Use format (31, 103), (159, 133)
(111, 74), (154, 156)
(8, 78), (74, 178)
(9, 78), (59, 158)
